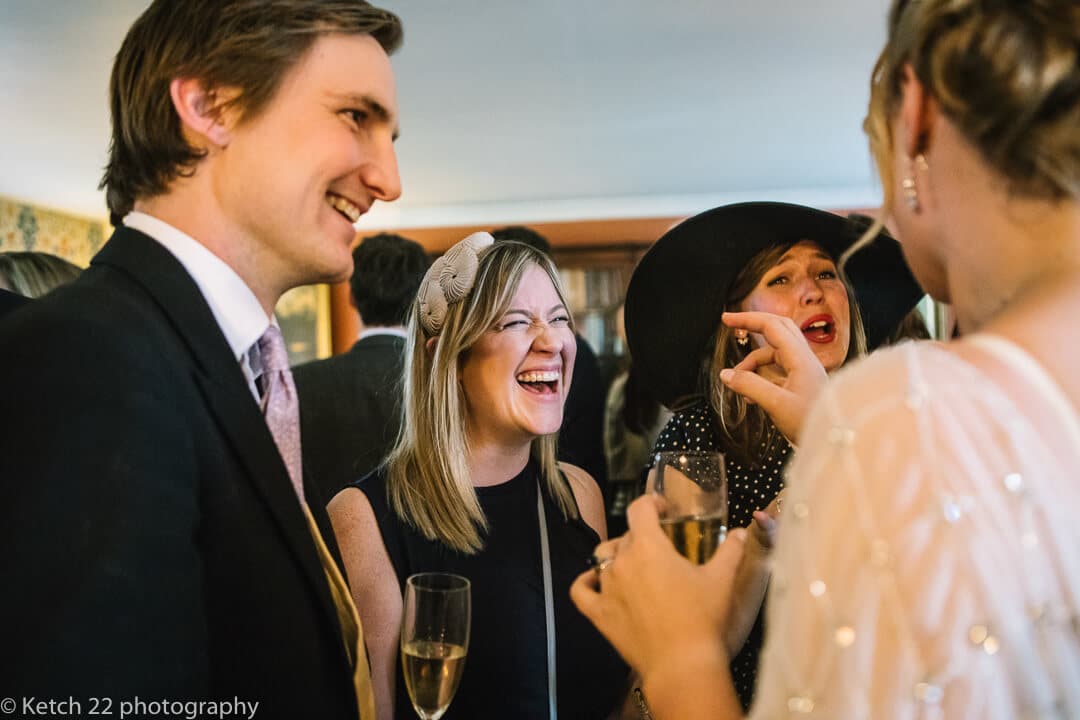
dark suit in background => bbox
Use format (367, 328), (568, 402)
(295, 332), (406, 502)
(0, 229), (359, 715)
(294, 233), (430, 502)
(559, 333), (609, 494)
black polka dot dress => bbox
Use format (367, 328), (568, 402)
(651, 401), (792, 711)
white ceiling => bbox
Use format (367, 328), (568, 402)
(0, 0), (892, 229)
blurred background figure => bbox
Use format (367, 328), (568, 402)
(847, 213), (933, 345)
(0, 251), (82, 298)
(603, 304), (670, 534)
(294, 233), (431, 505)
(886, 307), (932, 344)
(491, 225), (610, 498)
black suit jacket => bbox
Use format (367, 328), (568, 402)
(0, 228), (359, 718)
(559, 334), (609, 494)
(294, 333), (405, 503)
(0, 287), (29, 319)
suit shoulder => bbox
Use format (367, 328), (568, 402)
(0, 275), (187, 391)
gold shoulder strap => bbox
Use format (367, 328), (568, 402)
(303, 504), (376, 720)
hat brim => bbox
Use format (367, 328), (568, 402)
(625, 202), (923, 409)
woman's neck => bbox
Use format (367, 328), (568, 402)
(941, 189), (1080, 415)
(466, 439), (532, 488)
(944, 195), (1080, 336)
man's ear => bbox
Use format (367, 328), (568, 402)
(897, 64), (938, 157)
(169, 77), (236, 148)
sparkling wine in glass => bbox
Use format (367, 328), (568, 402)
(652, 451), (728, 564)
(400, 572), (471, 720)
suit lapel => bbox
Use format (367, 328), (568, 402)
(93, 228), (345, 627)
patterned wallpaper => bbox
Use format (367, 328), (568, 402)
(0, 195), (329, 364)
(0, 196), (106, 266)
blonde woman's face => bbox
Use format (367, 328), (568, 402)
(739, 241), (851, 372)
(459, 265), (577, 449)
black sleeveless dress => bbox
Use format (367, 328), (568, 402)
(355, 459), (628, 719)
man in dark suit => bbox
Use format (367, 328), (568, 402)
(491, 226), (610, 497)
(0, 2), (403, 717)
(294, 233), (430, 501)
(0, 287), (29, 318)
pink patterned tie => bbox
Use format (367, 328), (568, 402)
(257, 325), (305, 505)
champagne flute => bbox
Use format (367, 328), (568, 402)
(400, 572), (471, 720)
(651, 451), (728, 564)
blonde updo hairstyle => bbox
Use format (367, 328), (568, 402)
(386, 241), (579, 554)
(865, 0), (1080, 218)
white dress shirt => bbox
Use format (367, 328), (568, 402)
(124, 211), (271, 401)
(358, 326), (408, 341)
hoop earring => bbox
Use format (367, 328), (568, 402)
(902, 154), (929, 213)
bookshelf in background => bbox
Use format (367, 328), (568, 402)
(551, 244), (648, 383)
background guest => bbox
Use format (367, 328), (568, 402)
(0, 250), (82, 298)
(294, 232), (431, 503)
(848, 213), (933, 344)
(886, 306), (932, 343)
(603, 304), (670, 534)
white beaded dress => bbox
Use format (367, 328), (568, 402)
(750, 336), (1080, 719)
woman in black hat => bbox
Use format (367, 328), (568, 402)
(622, 200), (922, 709)
(572, 0), (1080, 717)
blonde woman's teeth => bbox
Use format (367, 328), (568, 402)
(517, 371), (559, 383)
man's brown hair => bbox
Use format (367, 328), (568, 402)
(100, 0), (403, 226)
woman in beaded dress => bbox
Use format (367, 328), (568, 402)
(572, 0), (1080, 717)
(622, 201), (923, 708)
(329, 234), (627, 719)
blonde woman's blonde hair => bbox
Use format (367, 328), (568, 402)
(865, 0), (1080, 221)
(706, 242), (867, 467)
(386, 241), (579, 553)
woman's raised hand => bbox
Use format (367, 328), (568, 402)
(719, 310), (828, 444)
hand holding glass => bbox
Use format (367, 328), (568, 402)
(651, 451), (728, 564)
(400, 572), (471, 720)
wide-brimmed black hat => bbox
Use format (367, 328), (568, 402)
(625, 201), (923, 408)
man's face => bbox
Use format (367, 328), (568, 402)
(216, 33), (401, 293)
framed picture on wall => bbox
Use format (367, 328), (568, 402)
(276, 284), (333, 366)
